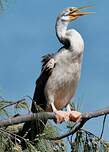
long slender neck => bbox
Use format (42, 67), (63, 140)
(55, 18), (69, 46)
(55, 18), (84, 54)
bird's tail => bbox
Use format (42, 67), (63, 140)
(17, 118), (47, 150)
(19, 101), (47, 141)
(20, 117), (47, 141)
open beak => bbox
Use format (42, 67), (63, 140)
(69, 5), (93, 19)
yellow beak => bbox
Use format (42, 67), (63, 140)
(69, 5), (93, 19)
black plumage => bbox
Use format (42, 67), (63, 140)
(31, 53), (55, 112)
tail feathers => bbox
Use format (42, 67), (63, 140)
(18, 115), (47, 140)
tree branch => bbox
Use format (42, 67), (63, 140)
(0, 106), (109, 140)
(0, 112), (55, 127)
(50, 107), (109, 140)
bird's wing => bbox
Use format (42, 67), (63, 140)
(31, 53), (56, 112)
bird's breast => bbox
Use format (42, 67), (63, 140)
(45, 59), (81, 111)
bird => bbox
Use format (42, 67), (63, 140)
(30, 6), (92, 136)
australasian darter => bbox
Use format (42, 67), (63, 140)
(30, 6), (92, 137)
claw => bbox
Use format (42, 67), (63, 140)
(51, 103), (81, 123)
(55, 111), (69, 123)
(55, 110), (81, 123)
(69, 111), (82, 122)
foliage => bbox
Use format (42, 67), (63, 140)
(35, 123), (66, 152)
(70, 129), (109, 152)
(0, 99), (12, 117)
(0, 123), (66, 152)
(0, 98), (109, 151)
(0, 98), (66, 152)
(0, 98), (30, 119)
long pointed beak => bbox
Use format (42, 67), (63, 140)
(73, 11), (93, 16)
(69, 5), (93, 18)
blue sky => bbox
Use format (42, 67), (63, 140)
(0, 0), (109, 141)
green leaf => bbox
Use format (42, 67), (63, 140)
(0, 100), (13, 109)
(0, 108), (9, 117)
(71, 130), (109, 152)
(0, 100), (13, 117)
(27, 142), (39, 152)
(12, 144), (23, 152)
(15, 101), (30, 111)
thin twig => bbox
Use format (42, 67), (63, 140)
(100, 114), (107, 139)
(0, 98), (26, 110)
(80, 128), (101, 140)
(48, 119), (87, 140)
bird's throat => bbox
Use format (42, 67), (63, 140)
(55, 19), (69, 45)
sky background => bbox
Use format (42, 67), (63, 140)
(0, 0), (109, 142)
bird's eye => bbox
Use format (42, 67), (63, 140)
(69, 8), (73, 12)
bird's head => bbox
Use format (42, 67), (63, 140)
(59, 5), (93, 22)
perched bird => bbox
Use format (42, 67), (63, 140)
(31, 6), (92, 134)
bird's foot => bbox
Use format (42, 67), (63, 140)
(55, 111), (70, 123)
(55, 110), (81, 123)
(68, 111), (82, 122)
